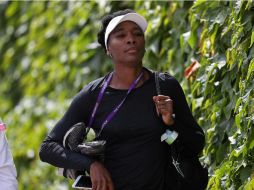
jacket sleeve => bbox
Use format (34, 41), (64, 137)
(40, 136), (94, 171)
(39, 83), (98, 171)
(0, 131), (18, 190)
(161, 74), (205, 156)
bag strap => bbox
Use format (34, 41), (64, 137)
(154, 71), (161, 95)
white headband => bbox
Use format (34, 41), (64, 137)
(104, 12), (147, 50)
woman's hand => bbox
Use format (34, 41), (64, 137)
(89, 161), (114, 190)
(153, 95), (175, 126)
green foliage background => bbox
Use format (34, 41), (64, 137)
(0, 1), (253, 189)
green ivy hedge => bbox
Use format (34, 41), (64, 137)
(187, 1), (254, 189)
(0, 1), (253, 189)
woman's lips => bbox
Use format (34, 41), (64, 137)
(125, 47), (138, 53)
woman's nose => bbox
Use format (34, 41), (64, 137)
(126, 33), (136, 44)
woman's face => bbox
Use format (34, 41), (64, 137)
(107, 21), (145, 65)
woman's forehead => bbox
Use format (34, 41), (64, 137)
(112, 21), (142, 32)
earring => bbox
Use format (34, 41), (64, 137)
(107, 50), (112, 58)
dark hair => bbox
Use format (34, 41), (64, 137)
(97, 9), (135, 51)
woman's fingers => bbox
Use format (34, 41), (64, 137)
(105, 174), (114, 190)
(90, 161), (114, 190)
(153, 95), (168, 101)
(93, 178), (111, 190)
(153, 95), (174, 126)
(153, 96), (173, 113)
(156, 99), (172, 107)
(95, 179), (106, 190)
(107, 181), (114, 190)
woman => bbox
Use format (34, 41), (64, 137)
(39, 9), (205, 190)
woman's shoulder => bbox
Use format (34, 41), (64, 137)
(85, 76), (106, 91)
(82, 72), (112, 92)
(157, 71), (179, 86)
(72, 75), (107, 103)
(155, 71), (185, 97)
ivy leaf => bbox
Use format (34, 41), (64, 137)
(213, 10), (228, 26)
(246, 58), (254, 81)
(180, 31), (190, 49)
(187, 31), (197, 49)
(216, 142), (228, 164)
(239, 167), (252, 184)
(248, 138), (254, 150)
(249, 30), (254, 48)
(192, 0), (207, 9)
(234, 97), (242, 114)
(228, 135), (236, 145)
(247, 124), (254, 150)
(235, 113), (242, 129)
(217, 57), (226, 70)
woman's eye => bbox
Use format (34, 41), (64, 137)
(134, 31), (143, 36)
(116, 33), (126, 38)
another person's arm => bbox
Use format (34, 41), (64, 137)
(0, 129), (18, 190)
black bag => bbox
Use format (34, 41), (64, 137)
(63, 122), (106, 158)
(170, 139), (208, 190)
(154, 71), (208, 190)
(59, 122), (106, 179)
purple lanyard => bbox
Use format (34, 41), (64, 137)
(88, 70), (144, 137)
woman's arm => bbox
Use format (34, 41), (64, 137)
(162, 74), (205, 155)
(39, 86), (95, 171)
(40, 136), (94, 171)
(0, 131), (18, 189)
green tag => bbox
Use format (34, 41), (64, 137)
(161, 130), (178, 145)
